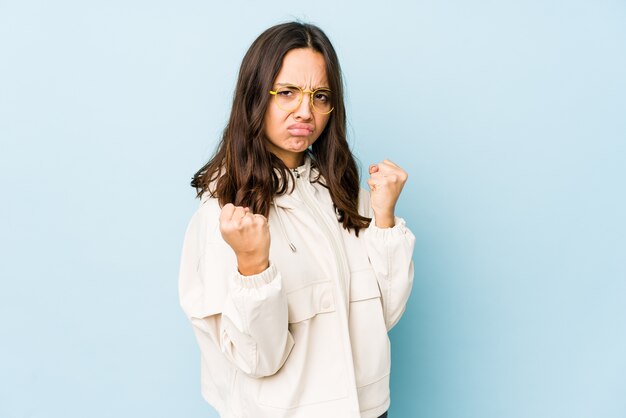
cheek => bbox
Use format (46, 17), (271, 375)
(315, 115), (331, 135)
(263, 108), (281, 139)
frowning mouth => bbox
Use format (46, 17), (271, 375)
(287, 123), (314, 136)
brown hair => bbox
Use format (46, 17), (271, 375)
(191, 22), (371, 234)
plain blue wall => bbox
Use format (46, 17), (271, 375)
(1, 1), (625, 417)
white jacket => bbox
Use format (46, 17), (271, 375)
(178, 158), (415, 418)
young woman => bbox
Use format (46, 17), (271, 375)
(178, 22), (415, 418)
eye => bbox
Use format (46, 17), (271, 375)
(313, 90), (331, 103)
(276, 86), (299, 97)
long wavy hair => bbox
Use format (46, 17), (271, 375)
(191, 22), (371, 234)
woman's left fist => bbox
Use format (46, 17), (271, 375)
(367, 159), (408, 228)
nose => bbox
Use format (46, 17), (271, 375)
(293, 92), (313, 120)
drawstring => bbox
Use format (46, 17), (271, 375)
(273, 200), (297, 253)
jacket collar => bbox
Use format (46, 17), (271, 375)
(273, 156), (319, 209)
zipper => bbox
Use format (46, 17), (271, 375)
(292, 168), (350, 308)
(292, 167), (360, 413)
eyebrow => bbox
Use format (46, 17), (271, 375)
(275, 82), (331, 90)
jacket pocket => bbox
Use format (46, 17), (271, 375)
(348, 268), (391, 394)
(286, 279), (336, 323)
(349, 267), (382, 302)
(257, 280), (349, 408)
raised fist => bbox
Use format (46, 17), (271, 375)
(219, 203), (270, 276)
(367, 159), (408, 228)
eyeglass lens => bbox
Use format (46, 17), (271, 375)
(274, 86), (332, 114)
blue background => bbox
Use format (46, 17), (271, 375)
(1, 1), (625, 417)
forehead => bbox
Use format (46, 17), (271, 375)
(274, 48), (328, 88)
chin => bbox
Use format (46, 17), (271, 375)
(287, 139), (310, 151)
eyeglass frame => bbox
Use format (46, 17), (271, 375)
(268, 85), (335, 115)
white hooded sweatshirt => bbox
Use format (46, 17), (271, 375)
(178, 157), (415, 418)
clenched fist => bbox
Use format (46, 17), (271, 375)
(367, 159), (408, 228)
(219, 203), (270, 276)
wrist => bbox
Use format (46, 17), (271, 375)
(373, 212), (395, 228)
(236, 253), (270, 276)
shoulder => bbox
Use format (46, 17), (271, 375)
(358, 187), (372, 218)
(186, 193), (222, 244)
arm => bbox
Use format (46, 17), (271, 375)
(178, 203), (294, 378)
(362, 210), (416, 330)
(362, 159), (416, 329)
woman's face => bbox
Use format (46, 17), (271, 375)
(264, 48), (331, 168)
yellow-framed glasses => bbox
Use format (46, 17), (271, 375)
(269, 85), (334, 115)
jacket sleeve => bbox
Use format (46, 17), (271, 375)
(178, 203), (294, 378)
(360, 189), (416, 330)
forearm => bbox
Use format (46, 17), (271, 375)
(364, 217), (416, 329)
(220, 263), (294, 377)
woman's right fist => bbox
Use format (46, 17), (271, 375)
(219, 203), (270, 276)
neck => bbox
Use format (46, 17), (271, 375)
(272, 150), (305, 169)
